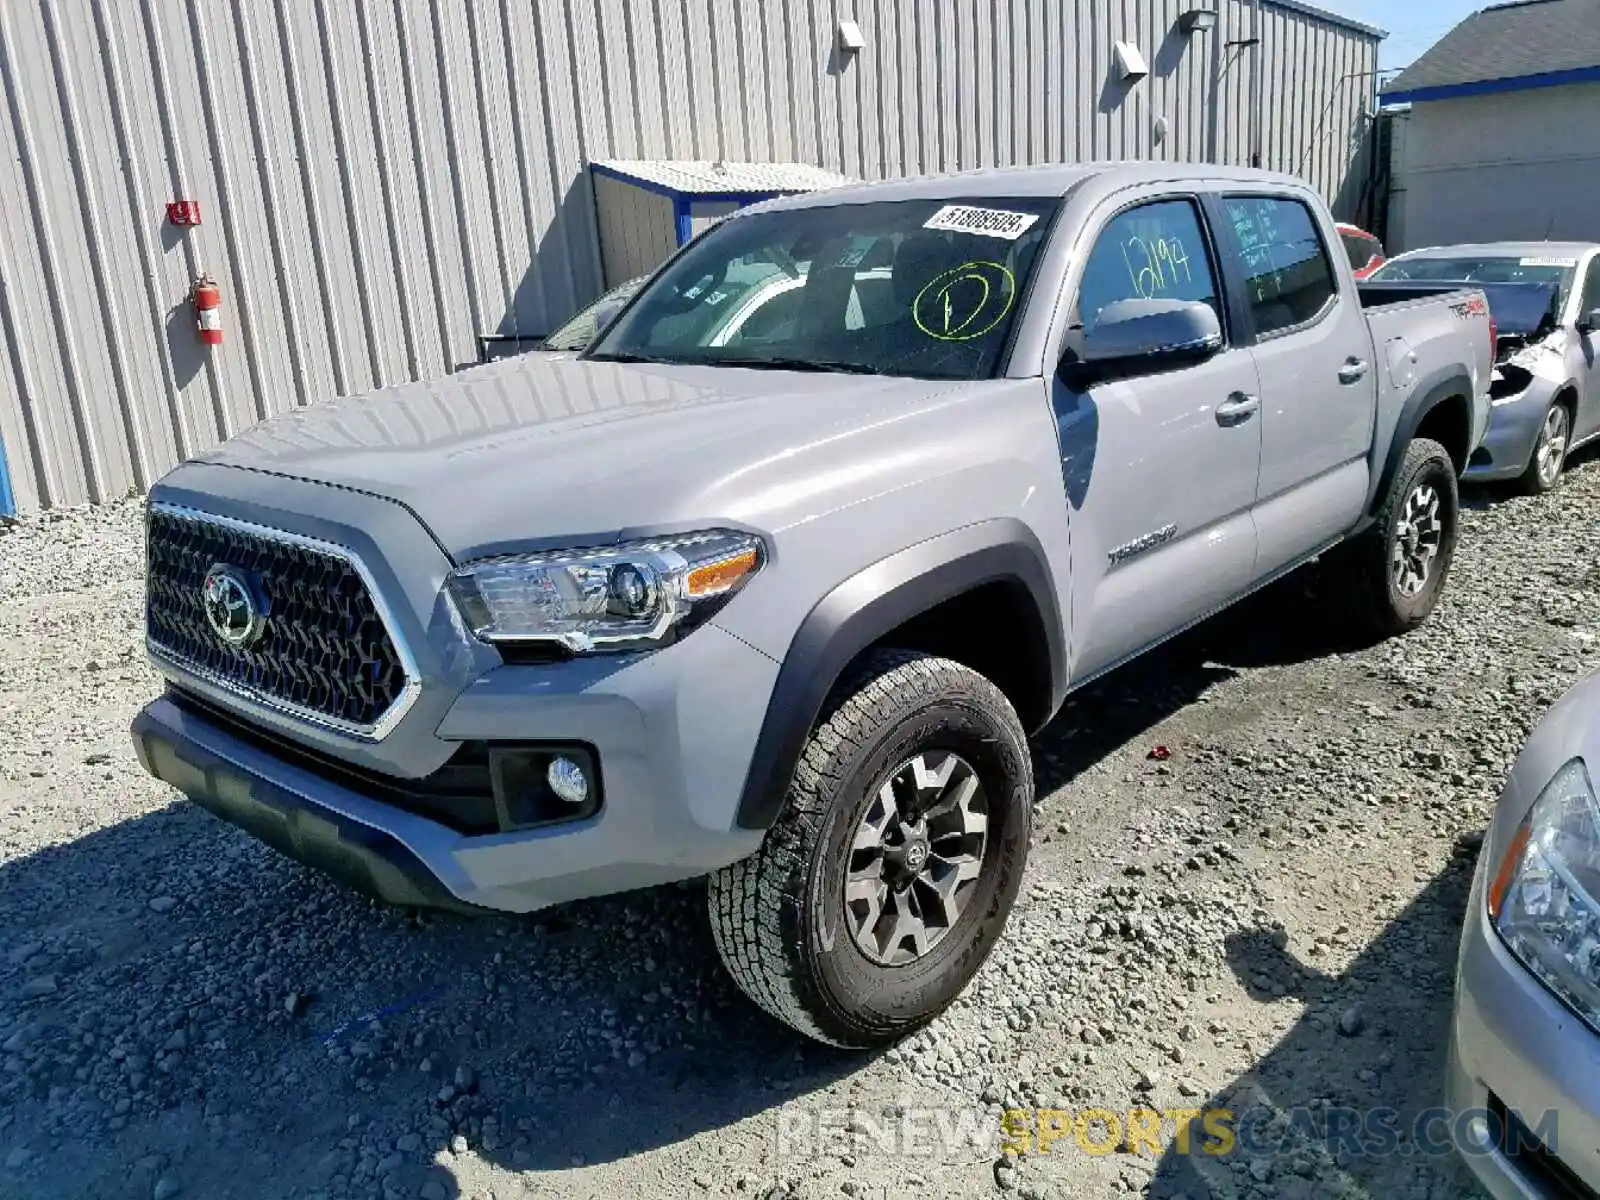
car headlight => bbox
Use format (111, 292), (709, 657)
(1490, 758), (1600, 1032)
(447, 530), (763, 653)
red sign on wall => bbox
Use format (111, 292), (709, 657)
(166, 201), (202, 227)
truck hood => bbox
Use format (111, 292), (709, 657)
(197, 356), (977, 561)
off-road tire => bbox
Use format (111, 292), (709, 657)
(1517, 399), (1571, 496)
(1344, 436), (1459, 637)
(708, 650), (1032, 1047)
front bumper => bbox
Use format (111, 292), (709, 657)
(133, 700), (492, 915)
(132, 622), (776, 914)
(1448, 851), (1600, 1197)
(1465, 390), (1552, 483)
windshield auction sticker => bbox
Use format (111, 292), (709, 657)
(1520, 256), (1577, 267)
(923, 204), (1040, 241)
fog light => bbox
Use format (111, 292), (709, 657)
(547, 756), (591, 806)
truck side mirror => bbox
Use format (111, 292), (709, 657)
(1579, 307), (1600, 335)
(1064, 299), (1223, 384)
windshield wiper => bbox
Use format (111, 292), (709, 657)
(731, 356), (880, 376)
(585, 351), (686, 365)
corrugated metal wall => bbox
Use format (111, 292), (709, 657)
(0, 0), (1379, 513)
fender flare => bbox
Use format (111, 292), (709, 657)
(1366, 368), (1474, 517)
(732, 519), (1068, 831)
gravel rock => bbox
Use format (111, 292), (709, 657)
(148, 896), (178, 914)
(1337, 1006), (1366, 1038)
(18, 976), (56, 999)
(6, 465), (1593, 1198)
(152, 1178), (181, 1200)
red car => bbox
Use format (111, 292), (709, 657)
(1336, 222), (1387, 279)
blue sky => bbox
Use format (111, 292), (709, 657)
(1314, 0), (1483, 72)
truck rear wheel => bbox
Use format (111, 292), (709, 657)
(708, 649), (1032, 1047)
(1345, 436), (1459, 637)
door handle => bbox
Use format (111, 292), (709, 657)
(1339, 357), (1369, 384)
(1215, 392), (1260, 427)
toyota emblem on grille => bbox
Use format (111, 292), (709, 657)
(201, 566), (264, 648)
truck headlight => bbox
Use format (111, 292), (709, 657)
(447, 530), (763, 653)
(1490, 758), (1600, 1033)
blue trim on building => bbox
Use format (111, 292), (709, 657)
(1382, 64), (1600, 106)
(0, 435), (16, 518)
(673, 194), (693, 246)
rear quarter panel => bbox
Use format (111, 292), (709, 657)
(1363, 289), (1492, 496)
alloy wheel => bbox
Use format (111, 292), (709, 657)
(1536, 405), (1569, 488)
(1391, 482), (1442, 599)
(843, 751), (989, 967)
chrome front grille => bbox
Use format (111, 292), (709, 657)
(144, 504), (417, 738)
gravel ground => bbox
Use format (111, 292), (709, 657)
(2, 453), (1597, 1200)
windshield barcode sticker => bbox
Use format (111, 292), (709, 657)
(923, 205), (1039, 241)
(1520, 256), (1577, 267)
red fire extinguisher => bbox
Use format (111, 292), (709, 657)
(193, 275), (223, 346)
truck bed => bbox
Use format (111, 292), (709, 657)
(1357, 280), (1494, 498)
(1360, 279), (1559, 338)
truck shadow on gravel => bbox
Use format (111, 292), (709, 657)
(1145, 841), (1486, 1200)
(1030, 566), (1383, 798)
(0, 803), (860, 1199)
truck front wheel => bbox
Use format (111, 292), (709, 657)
(1346, 436), (1459, 637)
(708, 650), (1032, 1047)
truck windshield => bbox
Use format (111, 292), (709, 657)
(1369, 255), (1577, 308)
(587, 197), (1060, 380)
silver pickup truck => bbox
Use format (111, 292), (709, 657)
(130, 163), (1492, 1047)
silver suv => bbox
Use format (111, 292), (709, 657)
(132, 163), (1492, 1046)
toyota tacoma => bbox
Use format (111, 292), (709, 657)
(132, 163), (1493, 1047)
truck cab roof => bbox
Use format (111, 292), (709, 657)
(745, 160), (1316, 215)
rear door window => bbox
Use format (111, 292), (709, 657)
(1223, 196), (1338, 336)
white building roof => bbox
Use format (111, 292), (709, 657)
(592, 159), (854, 196)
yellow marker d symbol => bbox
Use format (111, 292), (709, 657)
(913, 261), (1015, 342)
